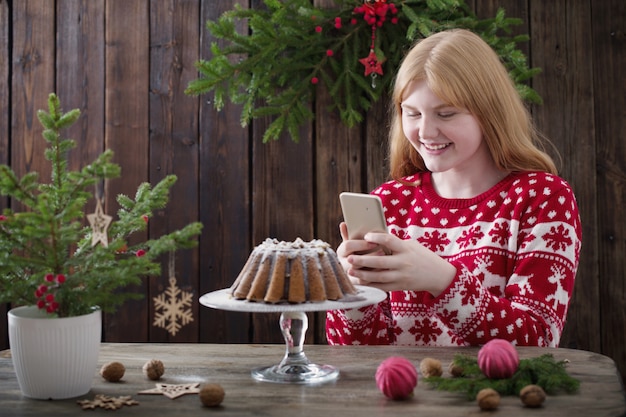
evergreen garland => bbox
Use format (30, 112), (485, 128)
(186, 0), (541, 143)
(425, 354), (581, 400)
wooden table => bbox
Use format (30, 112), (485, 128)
(1, 343), (624, 416)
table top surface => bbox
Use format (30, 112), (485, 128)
(1, 343), (625, 416)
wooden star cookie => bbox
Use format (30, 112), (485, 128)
(138, 382), (201, 399)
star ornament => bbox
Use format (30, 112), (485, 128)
(138, 382), (201, 399)
(87, 200), (112, 247)
(359, 50), (386, 76)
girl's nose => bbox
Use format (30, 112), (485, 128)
(418, 115), (438, 140)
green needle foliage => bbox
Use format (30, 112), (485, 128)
(0, 93), (203, 318)
(186, 0), (541, 143)
(425, 354), (580, 400)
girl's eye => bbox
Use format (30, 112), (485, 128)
(439, 112), (455, 118)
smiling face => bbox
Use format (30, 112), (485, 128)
(400, 80), (494, 177)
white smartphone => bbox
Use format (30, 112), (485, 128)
(339, 193), (390, 254)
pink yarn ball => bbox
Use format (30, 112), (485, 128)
(477, 339), (520, 379)
(375, 356), (418, 400)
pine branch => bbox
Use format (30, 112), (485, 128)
(425, 354), (580, 400)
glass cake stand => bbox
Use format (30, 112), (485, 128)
(199, 286), (386, 384)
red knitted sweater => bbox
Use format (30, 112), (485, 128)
(326, 171), (581, 347)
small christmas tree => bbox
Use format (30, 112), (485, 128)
(0, 93), (203, 318)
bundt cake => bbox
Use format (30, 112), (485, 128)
(229, 238), (357, 303)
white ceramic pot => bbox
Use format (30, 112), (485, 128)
(8, 305), (101, 399)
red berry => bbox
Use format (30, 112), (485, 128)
(38, 284), (48, 294)
(136, 249), (147, 257)
(37, 300), (46, 309)
(0, 215), (6, 221)
(142, 215), (149, 223)
(56, 274), (66, 284)
(311, 77), (319, 85)
(45, 293), (55, 302)
(315, 26), (322, 33)
(45, 273), (54, 282)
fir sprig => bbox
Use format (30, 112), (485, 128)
(186, 0), (541, 143)
(0, 93), (203, 318)
(425, 354), (580, 400)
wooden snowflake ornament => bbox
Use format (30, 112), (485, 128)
(152, 276), (194, 336)
(138, 382), (201, 399)
(77, 395), (139, 410)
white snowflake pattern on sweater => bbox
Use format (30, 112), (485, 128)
(326, 171), (581, 347)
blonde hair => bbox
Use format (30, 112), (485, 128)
(388, 29), (557, 180)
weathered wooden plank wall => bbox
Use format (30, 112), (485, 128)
(0, 0), (8, 350)
(0, 0), (624, 380)
(530, 0), (601, 355)
(590, 0), (626, 377)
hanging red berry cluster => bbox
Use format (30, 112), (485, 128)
(354, 0), (399, 27)
(34, 273), (66, 313)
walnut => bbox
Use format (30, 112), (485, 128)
(100, 361), (125, 382)
(142, 359), (165, 380)
(199, 383), (225, 407)
(520, 384), (546, 408)
(476, 388), (500, 411)
(419, 357), (443, 378)
(448, 361), (464, 377)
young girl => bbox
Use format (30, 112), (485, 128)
(326, 29), (581, 347)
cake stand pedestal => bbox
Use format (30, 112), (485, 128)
(199, 286), (386, 385)
(252, 310), (337, 384)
